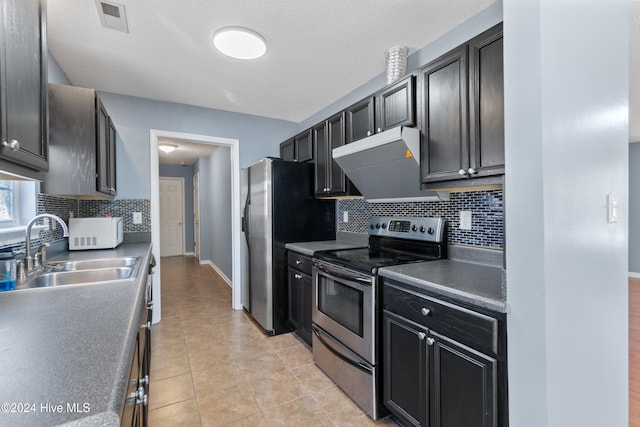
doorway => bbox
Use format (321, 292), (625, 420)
(159, 177), (185, 257)
(149, 130), (242, 324)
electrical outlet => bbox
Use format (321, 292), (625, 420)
(133, 212), (142, 225)
(459, 211), (472, 230)
(343, 211), (349, 223)
(69, 211), (74, 218)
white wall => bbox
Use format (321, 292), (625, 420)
(504, 0), (629, 426)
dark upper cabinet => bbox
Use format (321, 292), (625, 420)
(376, 75), (416, 132)
(280, 138), (295, 161)
(468, 23), (504, 178)
(346, 75), (416, 144)
(96, 98), (117, 196)
(345, 96), (375, 144)
(295, 129), (313, 162)
(314, 112), (360, 197)
(44, 84), (117, 198)
(419, 45), (469, 184)
(420, 23), (504, 187)
(279, 129), (313, 163)
(0, 0), (48, 178)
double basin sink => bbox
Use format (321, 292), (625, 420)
(16, 256), (141, 290)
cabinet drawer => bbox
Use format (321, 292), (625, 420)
(382, 281), (498, 354)
(287, 251), (312, 275)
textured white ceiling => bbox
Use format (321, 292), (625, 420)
(157, 137), (217, 165)
(46, 0), (496, 124)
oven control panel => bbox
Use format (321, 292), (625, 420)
(368, 216), (444, 242)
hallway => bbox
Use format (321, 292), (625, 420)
(148, 256), (396, 426)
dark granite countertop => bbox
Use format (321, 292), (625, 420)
(0, 242), (152, 426)
(378, 258), (507, 313)
(285, 240), (365, 257)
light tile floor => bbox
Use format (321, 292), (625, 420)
(149, 256), (398, 427)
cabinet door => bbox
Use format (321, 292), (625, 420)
(345, 96), (375, 143)
(1, 0), (48, 171)
(280, 139), (295, 161)
(327, 112), (347, 194)
(107, 117), (117, 195)
(96, 98), (111, 195)
(383, 310), (429, 427)
(288, 268), (304, 332)
(313, 121), (329, 195)
(469, 24), (504, 178)
(301, 272), (312, 344)
(377, 75), (416, 132)
(420, 45), (469, 184)
(430, 331), (497, 427)
(295, 129), (313, 162)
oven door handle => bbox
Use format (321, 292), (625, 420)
(312, 326), (373, 374)
(314, 264), (371, 286)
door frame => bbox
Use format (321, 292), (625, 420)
(193, 172), (201, 260)
(159, 176), (186, 257)
(150, 130), (242, 324)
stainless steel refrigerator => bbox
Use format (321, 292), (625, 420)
(241, 158), (335, 335)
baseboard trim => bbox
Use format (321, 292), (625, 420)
(200, 259), (233, 288)
(630, 272), (640, 279)
(185, 252), (194, 256)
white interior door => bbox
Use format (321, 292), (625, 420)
(160, 177), (185, 256)
(193, 172), (201, 260)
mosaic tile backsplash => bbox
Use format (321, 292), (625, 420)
(338, 189), (504, 249)
(37, 194), (151, 235)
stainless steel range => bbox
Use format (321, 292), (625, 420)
(311, 216), (446, 420)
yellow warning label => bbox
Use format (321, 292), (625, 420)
(405, 150), (413, 158)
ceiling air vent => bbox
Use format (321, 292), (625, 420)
(95, 0), (129, 33)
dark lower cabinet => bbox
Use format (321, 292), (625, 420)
(287, 251), (312, 345)
(382, 279), (506, 427)
(383, 311), (429, 427)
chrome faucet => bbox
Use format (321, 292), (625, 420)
(24, 214), (69, 273)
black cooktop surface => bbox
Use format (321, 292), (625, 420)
(314, 246), (442, 275)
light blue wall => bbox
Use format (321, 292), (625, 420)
(631, 142), (640, 273)
(195, 148), (232, 280)
(159, 164), (195, 253)
(504, 0), (628, 426)
(95, 92), (298, 199)
(47, 52), (71, 85)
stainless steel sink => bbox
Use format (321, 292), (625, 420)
(48, 257), (140, 272)
(15, 256), (142, 290)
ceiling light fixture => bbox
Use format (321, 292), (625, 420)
(158, 143), (177, 154)
(213, 26), (267, 60)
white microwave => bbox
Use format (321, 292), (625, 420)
(69, 217), (124, 250)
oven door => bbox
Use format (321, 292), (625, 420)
(312, 260), (375, 363)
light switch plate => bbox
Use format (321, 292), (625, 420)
(133, 212), (142, 224)
(608, 193), (618, 223)
(343, 211), (349, 223)
(459, 211), (472, 230)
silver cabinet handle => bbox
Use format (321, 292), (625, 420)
(468, 167), (477, 175)
(141, 321), (151, 329)
(458, 168), (467, 176)
(377, 127), (382, 133)
(421, 308), (431, 316)
(2, 139), (19, 151)
(139, 375), (149, 386)
(296, 260), (302, 265)
(417, 332), (426, 340)
(367, 131), (372, 136)
(294, 273), (302, 279)
(426, 337), (435, 345)
(136, 386), (148, 406)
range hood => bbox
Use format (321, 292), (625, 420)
(332, 127), (449, 202)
